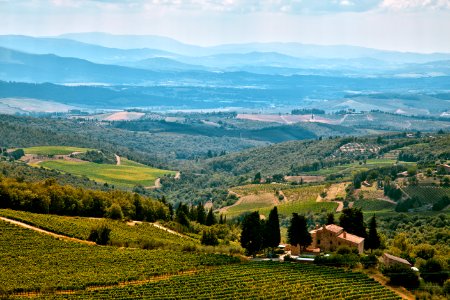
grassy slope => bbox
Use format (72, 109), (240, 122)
(38, 158), (176, 188)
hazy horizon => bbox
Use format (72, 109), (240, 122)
(1, 0), (450, 54)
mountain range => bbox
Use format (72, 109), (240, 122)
(0, 33), (449, 114)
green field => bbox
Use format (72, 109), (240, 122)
(23, 146), (93, 156)
(0, 209), (196, 248)
(0, 220), (238, 294)
(29, 262), (400, 299)
(38, 158), (176, 188)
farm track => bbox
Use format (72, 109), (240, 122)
(114, 154), (121, 166)
(335, 201), (344, 212)
(0, 216), (95, 245)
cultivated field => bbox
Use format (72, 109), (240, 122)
(38, 158), (176, 188)
(0, 209), (196, 248)
(223, 184), (337, 218)
(0, 219), (238, 294)
(27, 262), (400, 299)
(23, 146), (92, 156)
(236, 113), (341, 125)
(403, 186), (450, 205)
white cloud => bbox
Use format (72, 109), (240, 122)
(380, 0), (450, 11)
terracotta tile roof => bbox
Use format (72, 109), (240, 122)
(325, 224), (344, 234)
(337, 232), (364, 244)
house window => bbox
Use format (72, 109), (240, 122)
(330, 241), (332, 245)
(338, 242), (340, 246)
(318, 240), (321, 245)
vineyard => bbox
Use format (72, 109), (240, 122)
(403, 186), (450, 205)
(224, 185), (337, 218)
(28, 262), (400, 299)
(0, 209), (196, 248)
(353, 199), (396, 212)
(0, 220), (238, 293)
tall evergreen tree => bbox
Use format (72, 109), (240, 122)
(339, 208), (367, 238)
(287, 213), (312, 253)
(253, 172), (262, 183)
(365, 215), (381, 251)
(263, 207), (281, 249)
(240, 211), (263, 257)
(205, 208), (217, 226)
(326, 212), (335, 225)
(196, 203), (206, 225)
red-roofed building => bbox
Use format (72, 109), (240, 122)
(310, 224), (365, 254)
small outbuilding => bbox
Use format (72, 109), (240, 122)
(382, 253), (412, 268)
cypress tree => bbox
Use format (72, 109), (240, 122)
(205, 208), (217, 226)
(288, 213), (312, 254)
(339, 208), (367, 238)
(326, 212), (335, 225)
(366, 215), (381, 251)
(264, 207), (280, 249)
(196, 203), (206, 225)
(240, 211), (263, 257)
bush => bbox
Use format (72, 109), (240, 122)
(314, 253), (360, 268)
(414, 244), (436, 260)
(360, 254), (378, 269)
(444, 279), (450, 295)
(382, 264), (420, 289)
(201, 230), (219, 246)
(107, 203), (124, 220)
(336, 245), (359, 255)
(420, 258), (449, 285)
(284, 254), (295, 262)
(88, 225), (111, 245)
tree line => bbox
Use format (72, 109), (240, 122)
(239, 207), (381, 257)
(0, 176), (169, 221)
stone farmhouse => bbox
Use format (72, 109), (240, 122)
(288, 224), (365, 255)
(310, 224), (364, 254)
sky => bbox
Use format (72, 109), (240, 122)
(1, 0), (450, 53)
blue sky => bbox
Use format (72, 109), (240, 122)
(1, 0), (450, 53)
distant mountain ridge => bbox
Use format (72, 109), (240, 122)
(2, 34), (450, 77)
(59, 32), (450, 63)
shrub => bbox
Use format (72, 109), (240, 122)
(382, 264), (420, 289)
(284, 254), (295, 262)
(107, 203), (124, 220)
(361, 254), (378, 269)
(444, 279), (450, 295)
(314, 253), (360, 268)
(201, 230), (219, 246)
(420, 258), (449, 285)
(414, 244), (436, 260)
(88, 224), (111, 245)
